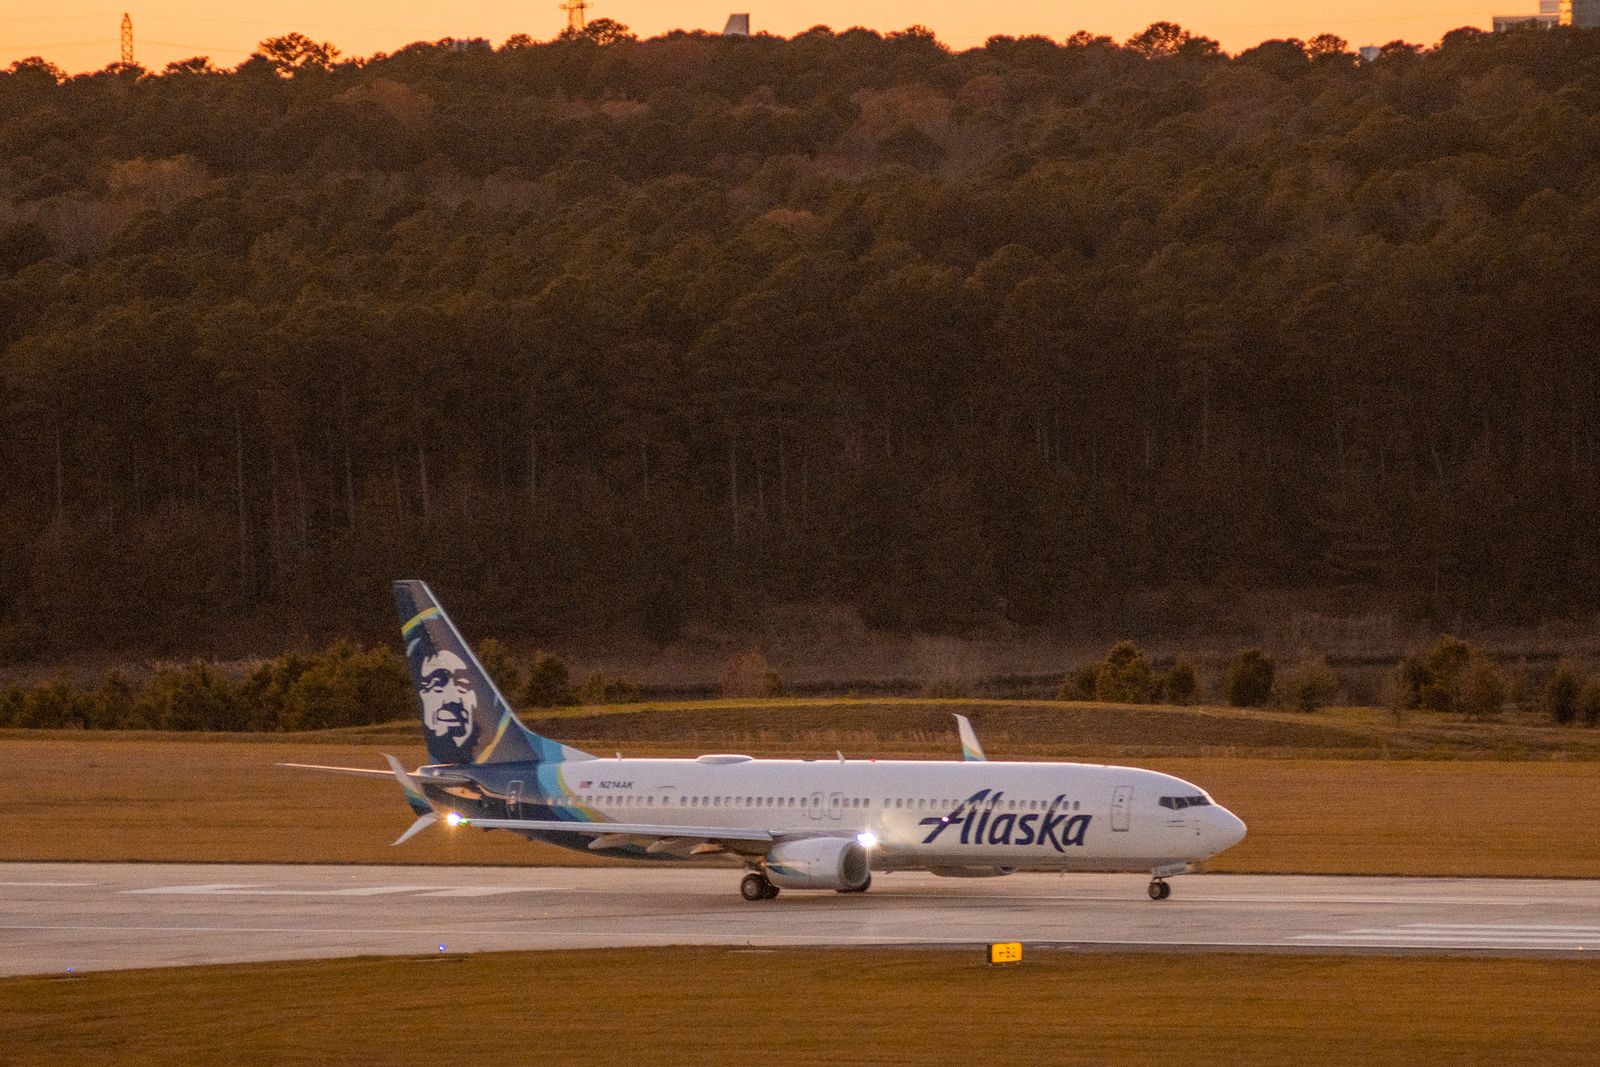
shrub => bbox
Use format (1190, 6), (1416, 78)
(136, 661), (245, 731)
(723, 651), (778, 698)
(1392, 635), (1497, 715)
(0, 686), (23, 727)
(1161, 660), (1198, 705)
(1578, 681), (1600, 727)
(522, 651), (574, 707)
(1277, 656), (1339, 712)
(1417, 635), (1473, 712)
(1226, 648), (1275, 707)
(1378, 663), (1411, 723)
(239, 650), (316, 730)
(92, 672), (138, 729)
(277, 642), (409, 730)
(1057, 664), (1097, 701)
(1543, 661), (1585, 725)
(20, 678), (96, 728)
(475, 638), (522, 702)
(578, 673), (640, 704)
(1094, 640), (1154, 704)
(1458, 652), (1509, 718)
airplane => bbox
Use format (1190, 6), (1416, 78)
(285, 580), (1247, 901)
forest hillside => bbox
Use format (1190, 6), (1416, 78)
(2, 24), (1599, 659)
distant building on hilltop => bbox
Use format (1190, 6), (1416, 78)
(1492, 0), (1595, 29)
(1560, 0), (1600, 24)
(1357, 45), (1382, 62)
(722, 13), (751, 36)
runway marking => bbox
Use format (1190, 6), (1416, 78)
(1293, 924), (1600, 949)
(122, 884), (547, 898)
(0, 881), (100, 887)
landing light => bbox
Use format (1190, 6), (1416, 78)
(445, 811), (462, 827)
(856, 831), (878, 848)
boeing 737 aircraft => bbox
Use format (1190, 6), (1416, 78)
(286, 581), (1246, 901)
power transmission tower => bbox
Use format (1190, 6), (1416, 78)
(120, 13), (133, 65)
(559, 0), (588, 34)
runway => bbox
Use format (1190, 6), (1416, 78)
(3, 863), (1599, 976)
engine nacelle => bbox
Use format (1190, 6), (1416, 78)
(927, 866), (1016, 878)
(765, 837), (870, 891)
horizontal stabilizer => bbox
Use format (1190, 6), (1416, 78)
(277, 763), (396, 779)
(279, 762), (475, 786)
(392, 812), (438, 846)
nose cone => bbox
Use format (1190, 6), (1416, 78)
(1212, 807), (1247, 852)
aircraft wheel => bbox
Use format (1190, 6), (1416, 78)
(763, 882), (780, 899)
(741, 873), (772, 901)
(1148, 879), (1171, 901)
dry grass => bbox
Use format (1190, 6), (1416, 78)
(4, 733), (1600, 875)
(3, 948), (1598, 1066)
(521, 697), (1600, 761)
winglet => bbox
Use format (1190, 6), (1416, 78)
(954, 714), (986, 761)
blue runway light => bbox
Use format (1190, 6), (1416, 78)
(438, 944), (446, 952)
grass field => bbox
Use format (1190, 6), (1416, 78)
(5, 730), (1600, 875)
(4, 948), (1598, 1066)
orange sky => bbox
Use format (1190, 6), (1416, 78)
(3, 0), (1502, 75)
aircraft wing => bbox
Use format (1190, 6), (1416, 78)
(448, 815), (774, 843)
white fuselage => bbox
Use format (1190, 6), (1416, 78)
(453, 755), (1247, 874)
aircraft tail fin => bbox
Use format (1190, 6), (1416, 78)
(393, 580), (594, 766)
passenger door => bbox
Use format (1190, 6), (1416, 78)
(1110, 785), (1133, 832)
(828, 791), (844, 821)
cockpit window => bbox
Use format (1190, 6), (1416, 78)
(1158, 795), (1212, 810)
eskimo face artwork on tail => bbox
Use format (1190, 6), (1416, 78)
(417, 649), (476, 748)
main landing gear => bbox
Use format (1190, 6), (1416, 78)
(1148, 879), (1172, 901)
(741, 872), (780, 901)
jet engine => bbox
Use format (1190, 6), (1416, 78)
(764, 837), (870, 891)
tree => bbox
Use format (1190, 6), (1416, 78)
(163, 57), (218, 76)
(4, 56), (64, 85)
(1127, 22), (1197, 59)
(561, 18), (636, 45)
(1458, 653), (1509, 719)
(1227, 649), (1276, 708)
(1543, 661), (1585, 725)
(1277, 656), (1338, 712)
(1094, 641), (1155, 704)
(252, 33), (341, 75)
(1162, 660), (1198, 705)
(1306, 33), (1354, 64)
(476, 638), (523, 704)
(522, 652), (575, 707)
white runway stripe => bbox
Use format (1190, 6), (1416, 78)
(1294, 923), (1600, 948)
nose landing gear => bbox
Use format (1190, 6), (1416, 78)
(1148, 879), (1172, 900)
